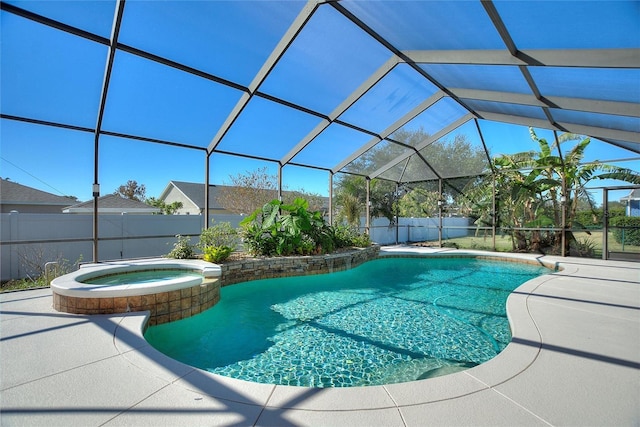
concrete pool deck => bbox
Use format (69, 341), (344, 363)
(1, 247), (639, 426)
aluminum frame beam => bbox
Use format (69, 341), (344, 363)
(207, 0), (320, 154)
(402, 49), (640, 69)
(280, 56), (399, 165)
(478, 111), (640, 145)
(91, 0), (125, 263)
(450, 89), (640, 118)
(331, 91), (446, 174)
(0, 114), (209, 152)
(368, 113), (475, 180)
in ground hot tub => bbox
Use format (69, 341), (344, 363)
(51, 259), (221, 325)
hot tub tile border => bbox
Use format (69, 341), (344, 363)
(53, 280), (221, 326)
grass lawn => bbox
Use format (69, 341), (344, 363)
(441, 230), (639, 259)
(1, 276), (49, 293)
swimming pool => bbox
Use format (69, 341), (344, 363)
(145, 256), (550, 387)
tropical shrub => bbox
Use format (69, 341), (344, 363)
(351, 231), (372, 248)
(240, 198), (325, 256)
(570, 236), (596, 257)
(240, 197), (376, 256)
(332, 224), (355, 248)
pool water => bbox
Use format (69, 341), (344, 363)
(83, 269), (202, 285)
(144, 257), (548, 387)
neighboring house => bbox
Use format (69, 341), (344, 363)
(159, 181), (330, 216)
(620, 188), (640, 217)
(0, 178), (78, 213)
(63, 194), (160, 214)
(158, 181), (233, 215)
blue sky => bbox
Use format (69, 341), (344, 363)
(1, 0), (638, 203)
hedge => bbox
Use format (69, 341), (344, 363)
(610, 216), (640, 246)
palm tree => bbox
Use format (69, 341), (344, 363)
(334, 175), (397, 226)
(463, 128), (640, 253)
(337, 193), (361, 228)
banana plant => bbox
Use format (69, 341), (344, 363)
(463, 128), (640, 253)
(239, 198), (332, 256)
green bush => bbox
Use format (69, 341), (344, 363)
(199, 221), (238, 249)
(241, 220), (278, 256)
(332, 224), (354, 248)
(351, 232), (372, 248)
(573, 210), (602, 228)
(610, 216), (640, 246)
(167, 235), (196, 259)
(331, 224), (371, 248)
(573, 208), (625, 228)
(202, 245), (234, 263)
(198, 221), (238, 263)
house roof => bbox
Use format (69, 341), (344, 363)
(160, 181), (229, 211)
(620, 188), (640, 202)
(160, 180), (329, 211)
(63, 194), (160, 213)
(0, 178), (78, 207)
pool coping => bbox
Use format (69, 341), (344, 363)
(50, 259), (221, 298)
(2, 246), (638, 426)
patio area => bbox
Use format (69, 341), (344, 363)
(1, 247), (638, 426)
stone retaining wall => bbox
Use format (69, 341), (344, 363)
(219, 245), (380, 287)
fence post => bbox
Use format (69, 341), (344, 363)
(9, 211), (19, 279)
(44, 261), (59, 285)
(121, 212), (126, 259)
(603, 189), (609, 260)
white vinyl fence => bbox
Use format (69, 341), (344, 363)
(1, 212), (470, 281)
(0, 212), (245, 281)
(365, 216), (471, 245)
